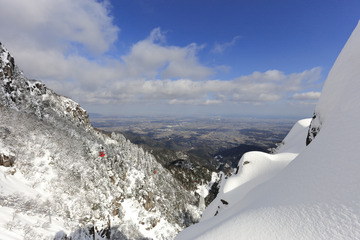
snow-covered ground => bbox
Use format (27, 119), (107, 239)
(0, 166), (73, 240)
(199, 118), (311, 222)
(176, 20), (360, 240)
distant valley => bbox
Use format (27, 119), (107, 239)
(91, 116), (295, 174)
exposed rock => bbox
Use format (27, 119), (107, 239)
(220, 199), (228, 205)
(0, 153), (15, 167)
(0, 42), (15, 80)
(0, 43), (90, 128)
(152, 219), (158, 228)
(144, 191), (155, 211)
(306, 113), (322, 146)
(112, 208), (118, 216)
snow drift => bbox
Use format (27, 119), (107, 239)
(176, 20), (360, 240)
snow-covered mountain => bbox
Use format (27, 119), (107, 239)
(176, 21), (360, 240)
(0, 42), (205, 240)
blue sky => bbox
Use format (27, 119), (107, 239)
(0, 0), (359, 118)
(110, 0), (358, 76)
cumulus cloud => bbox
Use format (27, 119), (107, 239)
(122, 28), (212, 80)
(0, 0), (119, 55)
(0, 0), (120, 92)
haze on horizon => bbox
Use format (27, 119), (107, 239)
(0, 0), (359, 118)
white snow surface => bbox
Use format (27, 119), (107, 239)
(199, 118), (311, 223)
(0, 166), (72, 240)
(176, 20), (360, 240)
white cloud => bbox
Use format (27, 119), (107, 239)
(122, 29), (212, 80)
(0, 0), (120, 95)
(211, 36), (242, 54)
(0, 0), (119, 55)
(292, 91), (321, 100)
(78, 67), (321, 107)
(0, 0), (323, 116)
(147, 27), (167, 43)
(215, 65), (232, 74)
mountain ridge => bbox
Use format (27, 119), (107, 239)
(0, 41), (205, 240)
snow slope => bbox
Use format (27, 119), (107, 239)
(199, 118), (311, 222)
(176, 20), (360, 240)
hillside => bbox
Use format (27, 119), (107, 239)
(0, 42), (204, 240)
(176, 21), (360, 240)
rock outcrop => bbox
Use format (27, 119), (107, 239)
(0, 43), (90, 128)
(0, 153), (15, 167)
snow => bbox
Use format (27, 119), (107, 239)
(176, 20), (360, 240)
(2, 16), (360, 240)
(0, 166), (73, 240)
(1, 39), (203, 239)
(199, 118), (310, 222)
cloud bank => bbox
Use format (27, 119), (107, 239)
(0, 0), (322, 116)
